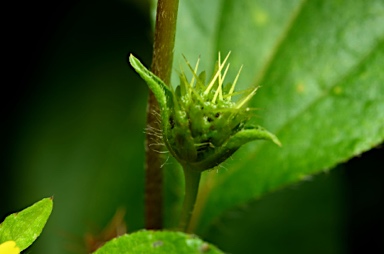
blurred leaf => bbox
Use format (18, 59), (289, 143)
(164, 0), (384, 233)
(0, 198), (53, 251)
(94, 230), (223, 254)
(205, 168), (346, 254)
(8, 1), (151, 253)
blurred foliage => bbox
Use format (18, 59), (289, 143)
(206, 168), (346, 254)
(3, 0), (152, 253)
(1, 0), (383, 253)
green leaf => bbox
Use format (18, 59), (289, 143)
(0, 198), (53, 251)
(129, 54), (174, 116)
(94, 230), (223, 254)
(205, 168), (346, 254)
(165, 0), (384, 233)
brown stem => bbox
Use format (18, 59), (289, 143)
(145, 0), (179, 230)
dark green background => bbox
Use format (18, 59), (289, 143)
(1, 0), (382, 253)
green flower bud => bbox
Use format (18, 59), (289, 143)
(129, 53), (280, 172)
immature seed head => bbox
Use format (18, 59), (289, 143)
(129, 52), (280, 172)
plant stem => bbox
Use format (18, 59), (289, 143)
(178, 166), (201, 232)
(145, 0), (179, 230)
(151, 0), (179, 84)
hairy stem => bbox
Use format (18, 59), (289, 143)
(145, 0), (179, 230)
(178, 166), (201, 232)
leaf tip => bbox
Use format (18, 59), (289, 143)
(274, 137), (282, 147)
(128, 53), (135, 64)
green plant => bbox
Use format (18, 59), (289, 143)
(129, 52), (280, 230)
(2, 0), (383, 253)
(93, 0), (384, 252)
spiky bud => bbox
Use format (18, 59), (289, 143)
(129, 53), (280, 172)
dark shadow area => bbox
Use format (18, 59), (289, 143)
(345, 145), (384, 253)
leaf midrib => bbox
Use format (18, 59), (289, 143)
(215, 37), (384, 189)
